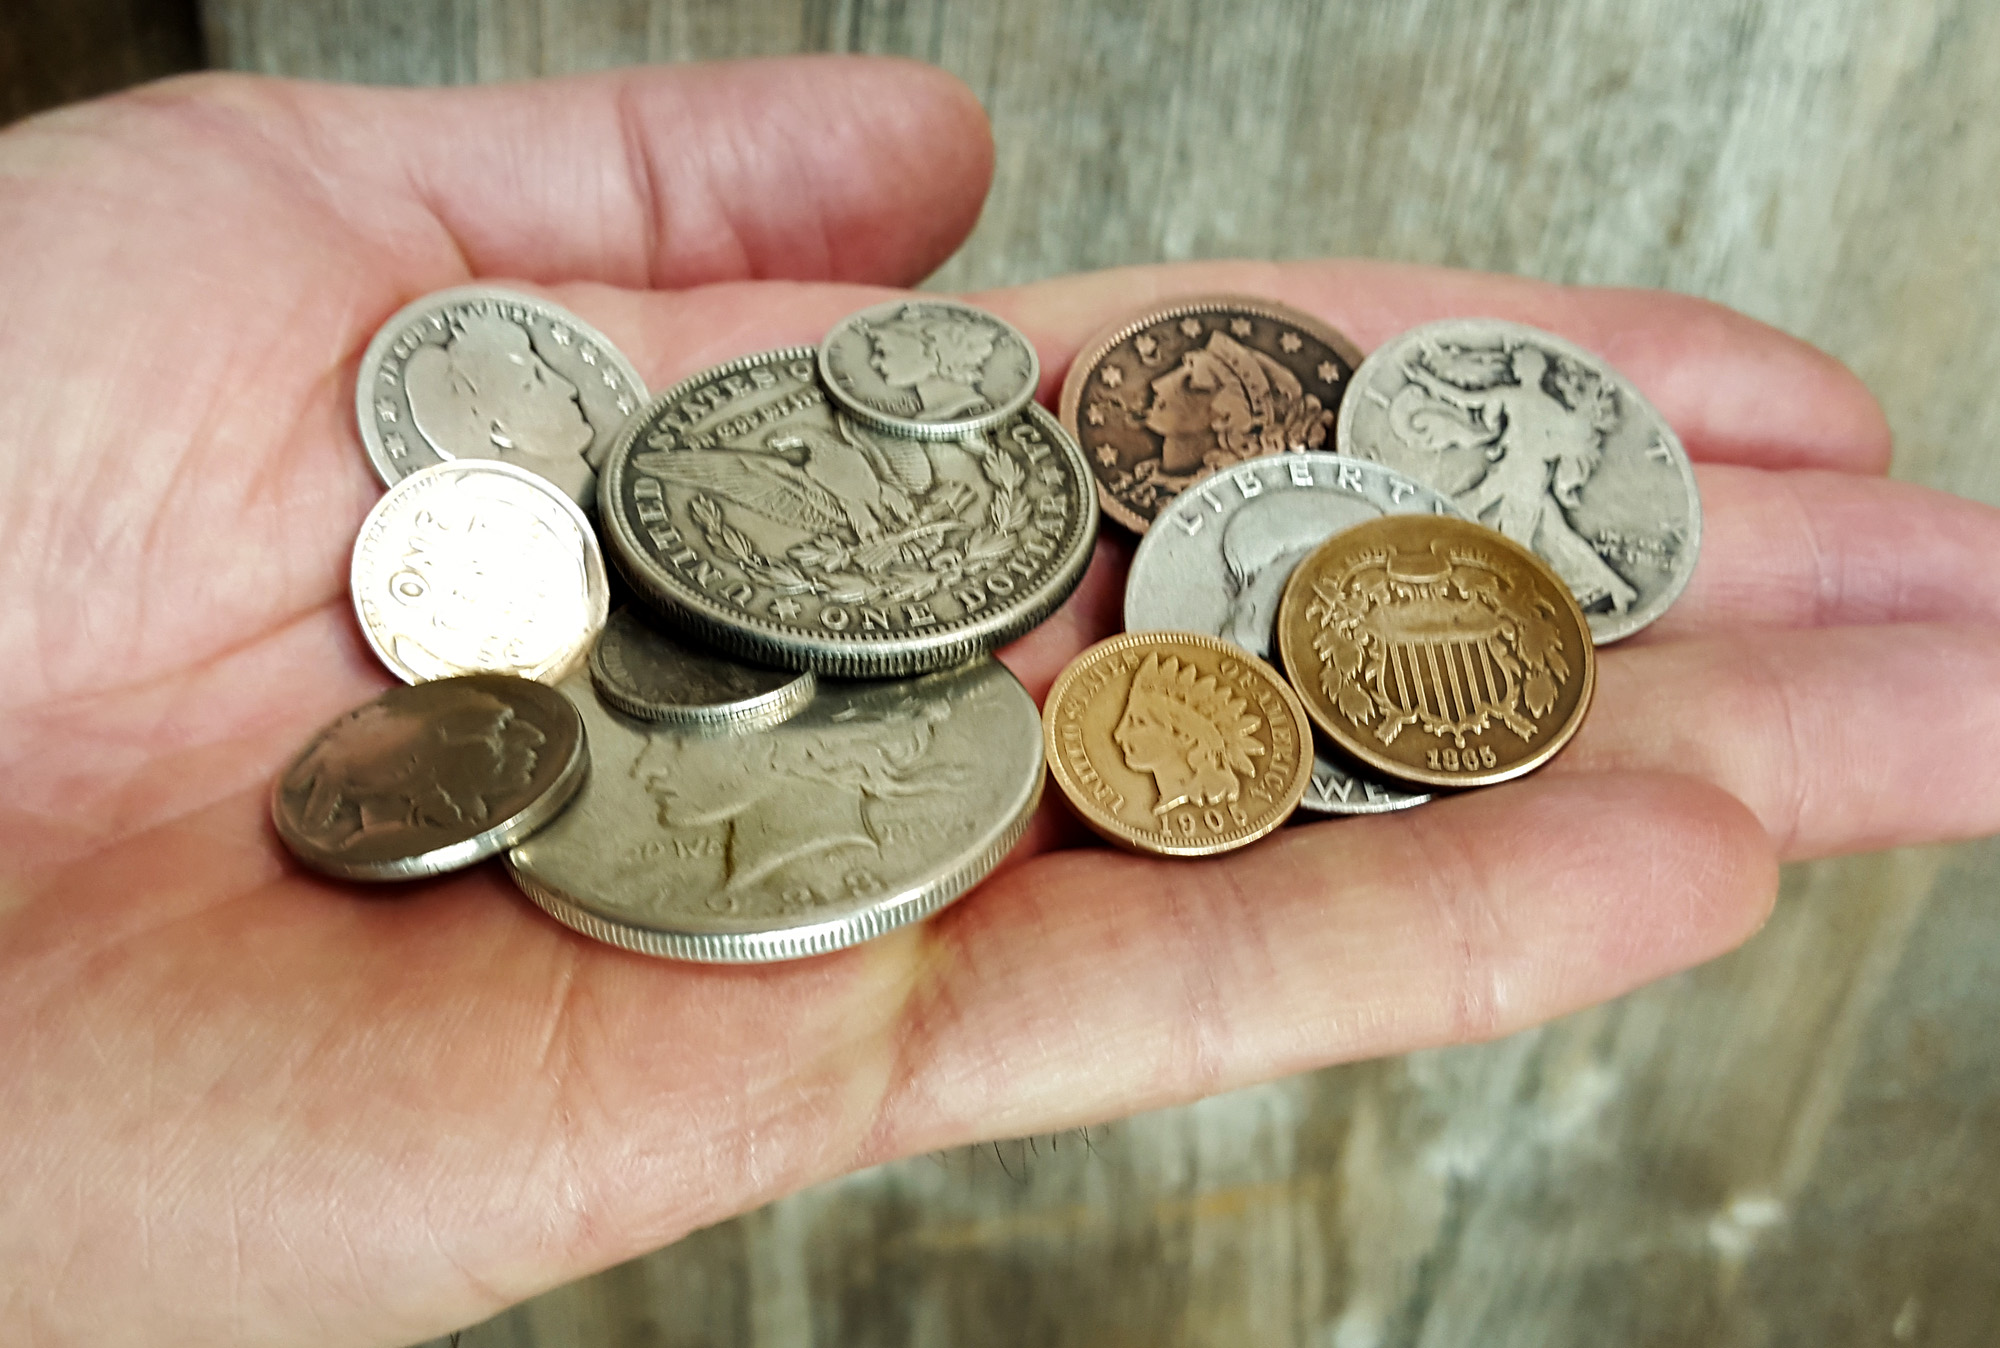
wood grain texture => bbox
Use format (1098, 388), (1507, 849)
(0, 0), (204, 126)
(199, 3), (2000, 1346)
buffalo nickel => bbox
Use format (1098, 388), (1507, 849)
(1124, 452), (1459, 815)
(588, 606), (815, 728)
(352, 459), (609, 685)
(818, 299), (1039, 440)
(273, 674), (587, 881)
(600, 348), (1097, 678)
(356, 285), (646, 510)
(507, 659), (1044, 963)
(1336, 318), (1700, 644)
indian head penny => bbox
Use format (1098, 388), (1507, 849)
(1043, 631), (1313, 857)
(356, 285), (647, 510)
(588, 606), (815, 729)
(600, 348), (1097, 678)
(1336, 318), (1700, 644)
(1276, 515), (1595, 791)
(351, 459), (609, 686)
(507, 659), (1044, 963)
(818, 299), (1040, 440)
(272, 674), (587, 881)
(1123, 452), (1460, 815)
(1059, 295), (1362, 534)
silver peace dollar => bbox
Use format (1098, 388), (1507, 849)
(818, 299), (1040, 439)
(352, 459), (610, 686)
(1124, 452), (1460, 815)
(1336, 318), (1701, 644)
(273, 674), (587, 881)
(600, 348), (1098, 678)
(588, 606), (815, 729)
(356, 285), (646, 510)
(507, 659), (1044, 963)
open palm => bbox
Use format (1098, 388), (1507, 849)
(6, 59), (2000, 1348)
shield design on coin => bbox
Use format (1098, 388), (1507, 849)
(1304, 541), (1574, 749)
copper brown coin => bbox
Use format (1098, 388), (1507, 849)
(1059, 295), (1362, 533)
(1042, 631), (1313, 857)
(1276, 515), (1595, 790)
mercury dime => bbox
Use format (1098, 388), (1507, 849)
(507, 659), (1043, 963)
(1336, 318), (1700, 644)
(272, 674), (587, 881)
(352, 459), (609, 685)
(1124, 452), (1460, 815)
(818, 299), (1040, 439)
(1059, 295), (1362, 533)
(1276, 516), (1595, 790)
(356, 285), (646, 510)
(600, 348), (1097, 678)
(1043, 631), (1313, 857)
(588, 606), (814, 728)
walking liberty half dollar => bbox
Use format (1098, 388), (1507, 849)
(356, 285), (647, 510)
(1336, 318), (1700, 644)
(507, 659), (1044, 963)
(1276, 516), (1595, 790)
(600, 348), (1097, 678)
(352, 459), (610, 686)
(1059, 295), (1362, 533)
(588, 606), (815, 729)
(818, 298), (1040, 439)
(1124, 453), (1460, 815)
(273, 674), (587, 881)
(1043, 631), (1313, 857)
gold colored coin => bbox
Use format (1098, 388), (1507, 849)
(1042, 631), (1314, 857)
(1276, 515), (1594, 790)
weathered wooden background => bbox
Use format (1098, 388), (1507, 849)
(22, 1), (2000, 1343)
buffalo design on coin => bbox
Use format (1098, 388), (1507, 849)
(600, 348), (1097, 678)
(1124, 452), (1459, 815)
(1059, 295), (1362, 533)
(1276, 516), (1595, 790)
(1043, 631), (1313, 856)
(352, 459), (609, 685)
(507, 659), (1043, 963)
(818, 299), (1040, 439)
(1336, 318), (1700, 643)
(588, 606), (814, 729)
(273, 674), (587, 880)
(356, 285), (646, 509)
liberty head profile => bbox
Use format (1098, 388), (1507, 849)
(861, 306), (998, 422)
(405, 313), (596, 506)
(1217, 491), (1381, 656)
(1114, 654), (1265, 815)
(1144, 331), (1330, 477)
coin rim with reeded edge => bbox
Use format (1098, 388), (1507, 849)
(586, 607), (817, 729)
(817, 299), (1041, 440)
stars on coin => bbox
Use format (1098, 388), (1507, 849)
(1230, 318), (1252, 337)
(551, 325), (572, 345)
(1180, 317), (1202, 337)
(616, 396), (635, 415)
(1087, 402), (1108, 426)
(771, 597), (801, 620)
(1280, 331), (1303, 353)
(1099, 365), (1124, 389)
(1095, 445), (1118, 467)
(579, 345), (598, 365)
(376, 397), (398, 424)
(383, 432), (408, 459)
(1318, 361), (1342, 382)
(1134, 334), (1160, 363)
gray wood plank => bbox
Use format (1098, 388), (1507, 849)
(0, 0), (204, 126)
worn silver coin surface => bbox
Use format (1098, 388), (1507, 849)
(507, 660), (1043, 963)
(818, 299), (1040, 439)
(588, 606), (815, 728)
(352, 459), (609, 685)
(273, 674), (587, 881)
(600, 348), (1097, 678)
(1124, 453), (1459, 814)
(1337, 318), (1700, 644)
(356, 285), (646, 509)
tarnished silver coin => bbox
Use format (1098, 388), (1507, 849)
(507, 659), (1043, 963)
(1336, 318), (1701, 644)
(273, 674), (587, 881)
(1125, 453), (1459, 815)
(818, 299), (1040, 440)
(352, 459), (609, 685)
(588, 606), (815, 728)
(600, 348), (1097, 678)
(356, 285), (646, 510)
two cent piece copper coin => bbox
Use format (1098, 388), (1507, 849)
(1043, 631), (1313, 857)
(1276, 515), (1595, 790)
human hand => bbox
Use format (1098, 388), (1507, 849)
(4, 58), (1996, 1348)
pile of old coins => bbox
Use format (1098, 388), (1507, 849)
(273, 284), (1700, 960)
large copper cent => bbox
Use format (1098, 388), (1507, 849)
(1276, 516), (1595, 790)
(1042, 630), (1313, 857)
